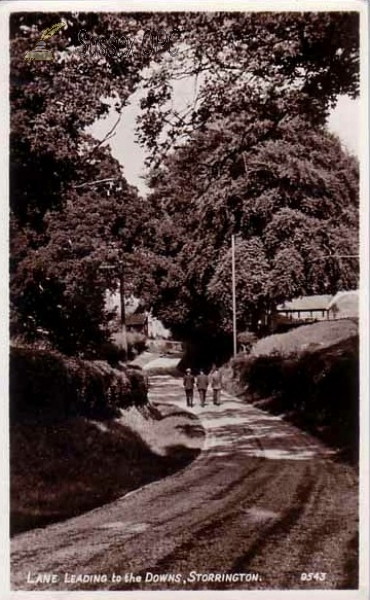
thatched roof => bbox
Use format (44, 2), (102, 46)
(278, 295), (333, 311)
(327, 290), (359, 317)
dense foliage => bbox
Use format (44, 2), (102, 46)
(10, 345), (148, 422)
(10, 11), (360, 353)
(10, 12), (161, 353)
(138, 12), (359, 165)
(136, 115), (359, 338)
(229, 334), (359, 463)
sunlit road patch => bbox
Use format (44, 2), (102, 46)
(11, 372), (358, 592)
(149, 375), (337, 462)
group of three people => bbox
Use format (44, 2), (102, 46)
(183, 367), (222, 407)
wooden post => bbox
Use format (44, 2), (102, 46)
(232, 234), (237, 357)
(119, 265), (128, 356)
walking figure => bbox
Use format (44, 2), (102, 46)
(196, 369), (209, 407)
(183, 368), (195, 407)
(210, 367), (222, 405)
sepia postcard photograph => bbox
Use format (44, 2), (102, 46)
(1, 0), (369, 598)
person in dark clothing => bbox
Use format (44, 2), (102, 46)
(196, 370), (209, 407)
(183, 368), (195, 407)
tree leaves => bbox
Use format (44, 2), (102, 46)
(137, 12), (359, 164)
(10, 11), (360, 349)
(142, 112), (359, 336)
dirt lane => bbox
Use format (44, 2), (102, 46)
(11, 374), (358, 591)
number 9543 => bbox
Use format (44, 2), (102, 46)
(301, 572), (327, 582)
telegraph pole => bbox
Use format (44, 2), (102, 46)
(232, 234), (237, 357)
(118, 263), (128, 356)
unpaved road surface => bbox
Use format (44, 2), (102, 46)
(11, 373), (358, 592)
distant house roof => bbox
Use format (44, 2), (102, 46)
(126, 314), (148, 326)
(277, 295), (333, 312)
(327, 290), (359, 317)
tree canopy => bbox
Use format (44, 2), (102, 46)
(137, 11), (359, 165)
(10, 11), (167, 352)
(9, 11), (360, 353)
(136, 113), (359, 338)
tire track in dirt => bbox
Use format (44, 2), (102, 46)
(11, 374), (358, 592)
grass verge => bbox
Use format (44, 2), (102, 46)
(10, 404), (205, 536)
(224, 322), (359, 465)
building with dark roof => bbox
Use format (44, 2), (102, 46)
(126, 313), (148, 336)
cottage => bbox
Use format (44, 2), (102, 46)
(275, 294), (333, 322)
(327, 290), (359, 319)
(126, 313), (148, 337)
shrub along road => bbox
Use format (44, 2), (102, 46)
(11, 372), (358, 591)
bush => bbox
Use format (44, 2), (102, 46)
(237, 331), (257, 353)
(229, 335), (359, 462)
(9, 345), (148, 423)
(87, 333), (148, 365)
(127, 331), (147, 358)
(96, 340), (126, 365)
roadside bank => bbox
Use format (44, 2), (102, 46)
(10, 347), (204, 535)
(223, 320), (359, 465)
